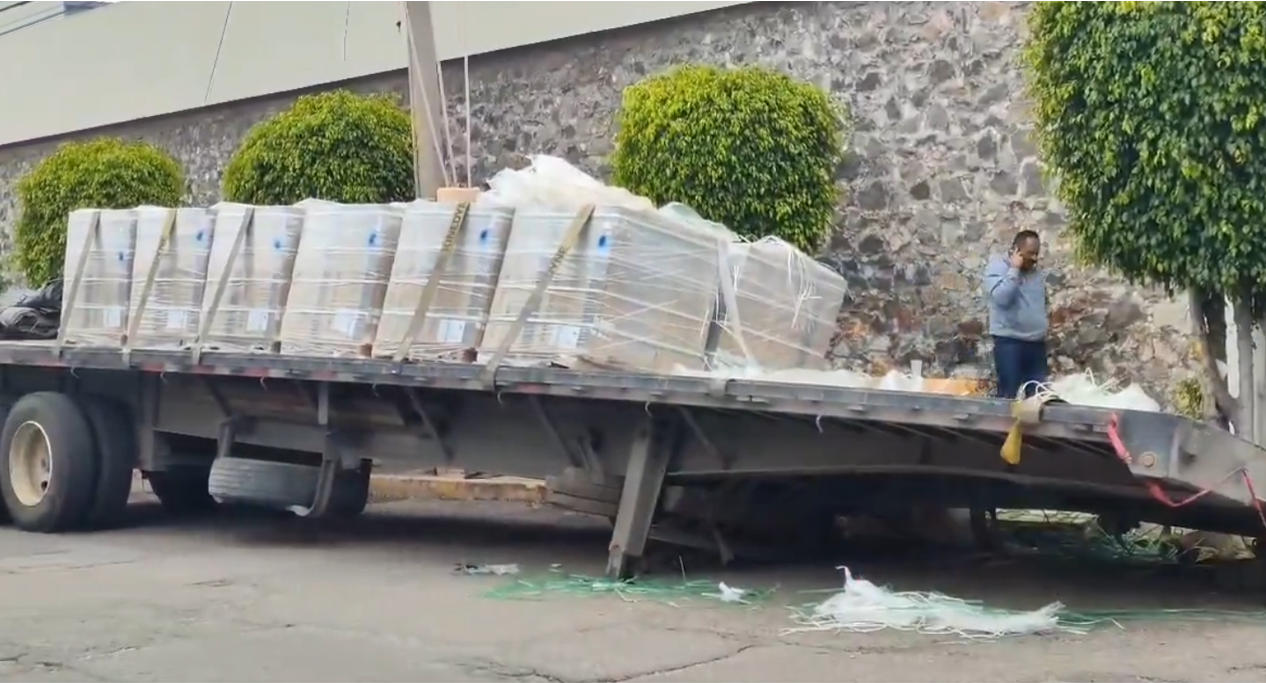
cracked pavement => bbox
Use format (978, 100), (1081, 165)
(1, 495), (1266, 682)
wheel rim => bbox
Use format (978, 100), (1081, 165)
(9, 421), (52, 507)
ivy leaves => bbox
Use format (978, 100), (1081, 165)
(222, 91), (415, 206)
(610, 66), (849, 253)
(1025, 2), (1266, 312)
(15, 139), (184, 285)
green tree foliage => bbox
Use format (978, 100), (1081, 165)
(1024, 1), (1266, 309)
(1025, 1), (1266, 429)
(14, 138), (184, 285)
(611, 65), (848, 253)
(223, 90), (415, 205)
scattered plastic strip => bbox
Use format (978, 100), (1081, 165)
(1000, 516), (1182, 566)
(784, 568), (1266, 640)
(784, 568), (1070, 640)
(1062, 607), (1266, 630)
(485, 573), (773, 606)
(479, 567), (1266, 638)
(456, 563), (521, 576)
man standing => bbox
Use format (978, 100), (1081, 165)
(984, 230), (1049, 399)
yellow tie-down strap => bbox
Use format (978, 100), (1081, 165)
(1001, 394), (1055, 466)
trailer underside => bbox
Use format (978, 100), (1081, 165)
(0, 340), (1262, 577)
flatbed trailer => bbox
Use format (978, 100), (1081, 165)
(0, 339), (1262, 577)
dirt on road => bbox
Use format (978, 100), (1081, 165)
(0, 496), (1262, 683)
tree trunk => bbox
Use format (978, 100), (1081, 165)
(1191, 289), (1236, 428)
(1233, 299), (1255, 439)
(1255, 321), (1266, 443)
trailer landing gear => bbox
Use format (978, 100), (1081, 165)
(606, 413), (680, 580)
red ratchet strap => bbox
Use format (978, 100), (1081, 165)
(1106, 413), (1266, 530)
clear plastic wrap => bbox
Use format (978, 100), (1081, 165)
(1048, 372), (1162, 412)
(60, 208), (138, 348)
(127, 206), (215, 350)
(372, 201), (514, 362)
(711, 237), (848, 371)
(479, 206), (725, 373)
(278, 203), (404, 357)
(484, 155), (654, 212)
(198, 203), (304, 354)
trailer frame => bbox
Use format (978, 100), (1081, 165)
(0, 341), (1261, 577)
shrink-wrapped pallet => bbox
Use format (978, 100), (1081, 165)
(711, 237), (848, 371)
(373, 201), (514, 362)
(59, 208), (138, 348)
(197, 203), (304, 354)
(479, 206), (725, 373)
(127, 206), (215, 350)
(279, 203), (404, 357)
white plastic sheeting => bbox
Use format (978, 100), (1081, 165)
(481, 155), (849, 373)
(1046, 372), (1163, 413)
(61, 208), (137, 348)
(199, 203), (305, 353)
(480, 205), (725, 373)
(373, 200), (514, 362)
(279, 202), (403, 357)
(128, 206), (215, 350)
(712, 237), (848, 372)
(674, 364), (1165, 411)
(483, 154), (654, 213)
(477, 156), (727, 373)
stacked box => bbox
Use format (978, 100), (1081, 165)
(128, 206), (215, 349)
(373, 201), (514, 361)
(712, 238), (848, 371)
(198, 203), (304, 353)
(61, 208), (138, 348)
(279, 203), (404, 357)
(479, 206), (725, 373)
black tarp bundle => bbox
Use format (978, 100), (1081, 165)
(0, 279), (62, 340)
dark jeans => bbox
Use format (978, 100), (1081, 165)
(993, 336), (1049, 399)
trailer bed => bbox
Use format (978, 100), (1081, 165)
(0, 339), (1262, 574)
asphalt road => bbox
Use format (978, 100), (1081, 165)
(0, 495), (1264, 683)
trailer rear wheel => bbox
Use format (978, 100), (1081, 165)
(77, 396), (138, 530)
(0, 392), (98, 532)
(146, 466), (217, 515)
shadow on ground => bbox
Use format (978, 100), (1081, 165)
(116, 497), (1265, 616)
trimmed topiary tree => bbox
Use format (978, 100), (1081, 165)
(611, 65), (849, 253)
(1024, 2), (1266, 433)
(223, 90), (415, 205)
(14, 137), (184, 285)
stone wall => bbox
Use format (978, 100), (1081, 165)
(0, 1), (1197, 400)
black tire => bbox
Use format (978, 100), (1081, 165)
(0, 392), (98, 532)
(0, 403), (10, 527)
(208, 456), (372, 518)
(146, 466), (218, 515)
(77, 396), (137, 530)
(330, 460), (372, 518)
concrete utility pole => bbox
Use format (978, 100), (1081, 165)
(402, 1), (447, 200)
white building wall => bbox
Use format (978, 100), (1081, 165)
(0, 0), (750, 147)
